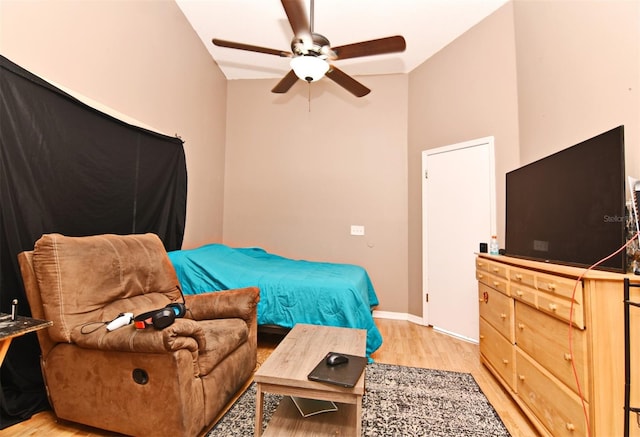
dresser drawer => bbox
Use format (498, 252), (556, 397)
(510, 265), (537, 306)
(486, 261), (508, 279)
(476, 258), (491, 273)
(477, 271), (510, 296)
(515, 302), (588, 399)
(476, 258), (508, 278)
(480, 318), (516, 391)
(479, 282), (514, 342)
(516, 349), (588, 437)
(536, 271), (583, 301)
(537, 290), (584, 329)
(510, 267), (536, 288)
(511, 282), (537, 307)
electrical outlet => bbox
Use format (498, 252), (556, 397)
(350, 225), (365, 236)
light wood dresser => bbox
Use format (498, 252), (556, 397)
(476, 253), (640, 437)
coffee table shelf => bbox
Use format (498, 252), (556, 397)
(263, 396), (356, 437)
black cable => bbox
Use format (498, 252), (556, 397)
(176, 284), (195, 318)
(176, 284), (186, 305)
(79, 321), (108, 334)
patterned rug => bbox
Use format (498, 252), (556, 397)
(207, 363), (510, 436)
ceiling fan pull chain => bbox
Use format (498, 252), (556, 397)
(308, 82), (311, 112)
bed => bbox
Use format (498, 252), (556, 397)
(167, 244), (382, 357)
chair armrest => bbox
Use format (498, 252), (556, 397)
(72, 318), (208, 376)
(184, 287), (260, 354)
(183, 287), (259, 322)
(72, 318), (205, 355)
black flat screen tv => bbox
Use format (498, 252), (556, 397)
(505, 125), (626, 272)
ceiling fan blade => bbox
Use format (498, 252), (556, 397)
(331, 35), (406, 60)
(271, 70), (299, 94)
(325, 66), (370, 98)
(281, 0), (311, 40)
(212, 38), (292, 57)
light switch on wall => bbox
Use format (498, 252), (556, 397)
(350, 225), (365, 236)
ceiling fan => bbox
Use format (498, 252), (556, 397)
(212, 0), (406, 97)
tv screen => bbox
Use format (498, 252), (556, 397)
(505, 125), (626, 272)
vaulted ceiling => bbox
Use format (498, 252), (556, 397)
(176, 0), (509, 81)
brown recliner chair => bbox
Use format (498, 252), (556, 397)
(17, 233), (259, 437)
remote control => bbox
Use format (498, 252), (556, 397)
(106, 313), (133, 331)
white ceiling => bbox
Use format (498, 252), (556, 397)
(176, 0), (509, 80)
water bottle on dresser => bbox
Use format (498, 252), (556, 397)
(489, 235), (499, 255)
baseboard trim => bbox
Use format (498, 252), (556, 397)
(432, 326), (479, 345)
(372, 310), (424, 326)
(372, 311), (478, 344)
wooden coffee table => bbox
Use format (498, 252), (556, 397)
(254, 323), (367, 436)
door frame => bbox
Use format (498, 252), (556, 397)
(421, 137), (496, 332)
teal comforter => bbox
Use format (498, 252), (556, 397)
(168, 244), (382, 357)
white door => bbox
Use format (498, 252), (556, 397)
(422, 137), (495, 342)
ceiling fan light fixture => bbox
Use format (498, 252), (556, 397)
(290, 56), (329, 82)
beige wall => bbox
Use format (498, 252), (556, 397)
(222, 75), (410, 313)
(0, 0), (228, 248)
(407, 2), (521, 316)
(513, 0), (640, 175)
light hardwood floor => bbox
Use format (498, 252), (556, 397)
(3, 318), (538, 436)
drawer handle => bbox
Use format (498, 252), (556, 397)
(518, 323), (525, 330)
(514, 274), (523, 281)
(480, 335), (485, 340)
(516, 290), (524, 297)
(548, 303), (558, 311)
(502, 359), (509, 365)
(477, 262), (485, 267)
(478, 298), (484, 302)
(547, 283), (557, 291)
(478, 273), (484, 279)
(493, 281), (500, 287)
(564, 353), (572, 361)
(518, 375), (525, 381)
(500, 313), (507, 320)
(492, 267), (499, 273)
(566, 423), (575, 431)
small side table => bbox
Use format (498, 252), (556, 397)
(0, 314), (52, 365)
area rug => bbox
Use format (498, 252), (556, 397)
(207, 363), (510, 436)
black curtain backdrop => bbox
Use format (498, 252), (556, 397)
(0, 54), (187, 428)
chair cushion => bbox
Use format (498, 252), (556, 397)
(32, 233), (182, 343)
